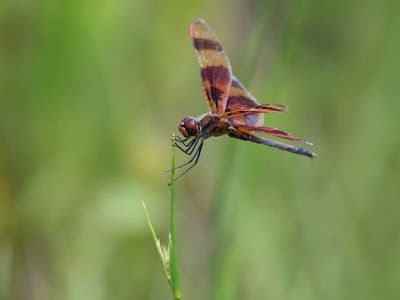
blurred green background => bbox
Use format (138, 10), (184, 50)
(1, 0), (400, 299)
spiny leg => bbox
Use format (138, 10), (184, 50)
(174, 136), (199, 148)
(174, 137), (199, 156)
(174, 140), (202, 171)
(173, 136), (196, 152)
(174, 136), (188, 143)
(172, 141), (204, 182)
(165, 138), (201, 173)
(175, 137), (197, 152)
(166, 139), (202, 173)
(174, 136), (191, 146)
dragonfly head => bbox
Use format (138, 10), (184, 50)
(178, 116), (199, 137)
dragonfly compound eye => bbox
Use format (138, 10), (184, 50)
(183, 117), (199, 136)
(178, 117), (198, 137)
(178, 121), (189, 137)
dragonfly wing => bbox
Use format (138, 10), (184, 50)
(190, 19), (232, 115)
(220, 104), (288, 119)
(235, 124), (313, 145)
(225, 76), (265, 126)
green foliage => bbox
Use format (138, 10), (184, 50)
(142, 135), (181, 299)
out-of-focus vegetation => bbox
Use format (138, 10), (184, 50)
(1, 0), (400, 299)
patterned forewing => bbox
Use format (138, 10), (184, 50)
(225, 76), (264, 126)
(220, 104), (288, 119)
(190, 19), (232, 115)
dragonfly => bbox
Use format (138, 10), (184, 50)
(170, 19), (316, 180)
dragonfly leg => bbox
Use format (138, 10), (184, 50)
(171, 141), (204, 183)
(173, 136), (193, 147)
(165, 138), (200, 173)
(174, 136), (188, 143)
(174, 137), (199, 155)
(165, 139), (203, 175)
(173, 137), (193, 149)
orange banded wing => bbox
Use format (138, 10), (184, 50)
(190, 19), (232, 115)
(220, 104), (288, 119)
(236, 124), (313, 145)
(229, 129), (317, 159)
(225, 76), (265, 126)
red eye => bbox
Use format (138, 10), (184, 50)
(185, 118), (197, 131)
(178, 117), (198, 137)
(178, 124), (189, 137)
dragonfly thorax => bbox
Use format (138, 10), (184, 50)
(198, 113), (230, 138)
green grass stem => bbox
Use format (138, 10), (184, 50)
(142, 134), (182, 299)
(170, 134), (181, 300)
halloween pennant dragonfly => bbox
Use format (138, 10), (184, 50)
(171, 19), (316, 180)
